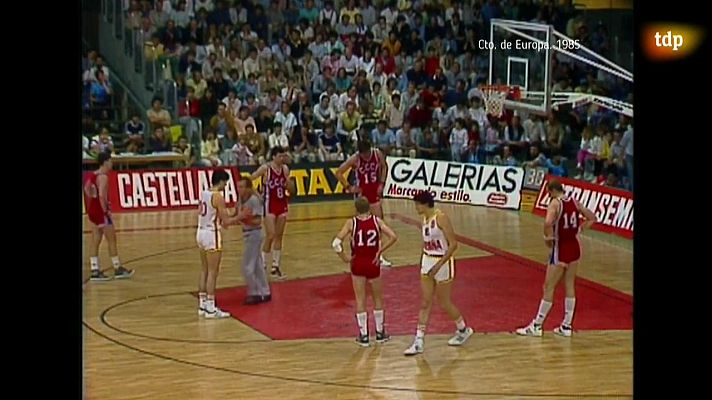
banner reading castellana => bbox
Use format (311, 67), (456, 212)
(384, 157), (525, 210)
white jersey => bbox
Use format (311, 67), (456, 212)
(422, 209), (448, 257)
(198, 190), (220, 231)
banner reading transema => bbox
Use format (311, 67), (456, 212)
(384, 157), (525, 210)
(533, 175), (633, 239)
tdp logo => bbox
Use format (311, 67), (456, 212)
(654, 31), (683, 51)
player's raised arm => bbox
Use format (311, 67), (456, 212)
(332, 218), (353, 263)
(574, 199), (597, 230)
(249, 163), (268, 182)
(543, 198), (561, 246)
(336, 154), (358, 193)
(376, 217), (398, 259)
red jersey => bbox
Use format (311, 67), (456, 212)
(84, 171), (112, 226)
(350, 215), (381, 279)
(549, 196), (582, 265)
(554, 196), (581, 241)
(264, 165), (288, 216)
(355, 150), (382, 204)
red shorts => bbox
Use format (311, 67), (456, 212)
(266, 201), (288, 217)
(88, 211), (113, 227)
(359, 186), (380, 205)
(351, 257), (380, 279)
(549, 238), (581, 266)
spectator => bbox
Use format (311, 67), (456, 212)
(211, 68), (230, 100)
(268, 122), (290, 155)
(220, 127), (239, 165)
(385, 93), (405, 131)
(318, 124), (344, 162)
(199, 87), (219, 129)
(148, 127), (172, 153)
(235, 106), (257, 136)
(291, 125), (318, 164)
(492, 145), (519, 167)
(395, 121), (417, 158)
(319, 1), (338, 28)
(222, 89), (241, 117)
(200, 130), (222, 166)
(243, 124), (266, 164)
(83, 135), (92, 158)
(449, 118), (469, 162)
(522, 113), (545, 146)
(504, 114), (527, 157)
(543, 113), (565, 155)
(337, 101), (362, 154)
(147, 97), (172, 131)
(172, 135), (196, 167)
(90, 70), (112, 120)
(408, 98), (432, 129)
(371, 120), (396, 155)
(91, 127), (114, 155)
(274, 101), (298, 139)
(300, 0), (319, 24)
(123, 115), (145, 153)
(187, 70), (208, 99)
(416, 126), (439, 160)
(524, 145), (547, 168)
(313, 95), (337, 130)
(209, 102), (236, 139)
(232, 134), (255, 166)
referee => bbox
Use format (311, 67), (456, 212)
(237, 178), (272, 305)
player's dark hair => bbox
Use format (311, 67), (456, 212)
(547, 179), (564, 193)
(355, 197), (370, 214)
(212, 169), (230, 185)
(357, 139), (372, 154)
(413, 191), (435, 207)
(97, 151), (112, 166)
(270, 146), (287, 159)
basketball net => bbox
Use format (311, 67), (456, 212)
(480, 85), (520, 117)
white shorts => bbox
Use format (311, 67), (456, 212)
(196, 228), (222, 252)
(421, 254), (455, 283)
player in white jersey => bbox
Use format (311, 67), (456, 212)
(196, 170), (250, 318)
(403, 191), (474, 356)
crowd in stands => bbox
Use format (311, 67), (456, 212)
(82, 0), (633, 191)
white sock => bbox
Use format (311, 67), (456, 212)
(373, 309), (384, 332)
(205, 295), (215, 312)
(356, 312), (368, 336)
(272, 250), (281, 267)
(262, 251), (270, 268)
(455, 317), (466, 331)
(111, 256), (121, 269)
(533, 300), (553, 325)
(90, 257), (99, 271)
(199, 292), (207, 309)
(415, 325), (426, 340)
(563, 297), (576, 327)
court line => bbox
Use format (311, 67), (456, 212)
(99, 292), (274, 345)
(82, 214), (354, 234)
(390, 213), (633, 305)
(84, 209), (632, 397)
(82, 320), (629, 398)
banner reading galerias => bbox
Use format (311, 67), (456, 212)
(384, 157), (525, 210)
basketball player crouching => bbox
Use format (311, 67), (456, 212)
(332, 197), (398, 346)
(516, 179), (597, 337)
(404, 191), (474, 355)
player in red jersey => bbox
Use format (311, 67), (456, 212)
(83, 152), (134, 281)
(250, 146), (296, 279)
(335, 139), (393, 267)
(332, 197), (398, 347)
(516, 179), (597, 337)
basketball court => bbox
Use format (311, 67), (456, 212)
(83, 199), (632, 399)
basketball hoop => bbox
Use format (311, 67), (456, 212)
(480, 85), (521, 117)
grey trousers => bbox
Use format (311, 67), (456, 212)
(242, 229), (270, 296)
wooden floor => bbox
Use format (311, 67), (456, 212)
(83, 199), (633, 399)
